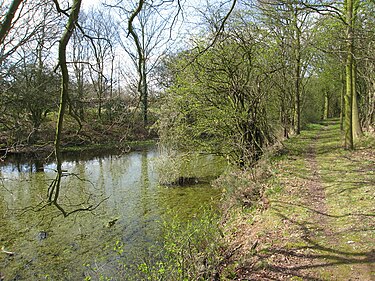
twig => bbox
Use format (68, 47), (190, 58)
(1, 246), (15, 256)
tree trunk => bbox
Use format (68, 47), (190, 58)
(78, 72), (85, 120)
(49, 0), (82, 212)
(108, 54), (115, 121)
(345, 0), (354, 150)
(141, 56), (148, 127)
(293, 9), (301, 135)
(0, 0), (23, 44)
(127, 0), (149, 129)
(98, 62), (104, 119)
(324, 91), (329, 120)
(340, 70), (345, 131)
(351, 61), (362, 138)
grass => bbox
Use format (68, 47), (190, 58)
(219, 119), (375, 280)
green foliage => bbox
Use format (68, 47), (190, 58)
(156, 29), (276, 167)
(157, 211), (223, 280)
(0, 63), (59, 144)
(302, 77), (326, 124)
(86, 211), (224, 281)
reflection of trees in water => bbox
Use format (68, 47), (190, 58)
(0, 148), (222, 279)
(1, 150), (156, 220)
(140, 150), (150, 220)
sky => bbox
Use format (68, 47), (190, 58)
(81, 0), (102, 10)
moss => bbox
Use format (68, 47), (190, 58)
(290, 276), (304, 281)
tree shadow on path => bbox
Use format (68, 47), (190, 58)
(235, 120), (375, 280)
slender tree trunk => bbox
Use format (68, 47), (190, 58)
(78, 71), (84, 120)
(294, 76), (301, 134)
(293, 10), (301, 135)
(0, 0), (23, 45)
(141, 56), (148, 127)
(345, 0), (354, 150)
(352, 61), (362, 138)
(340, 69), (345, 131)
(370, 85), (375, 129)
(108, 54), (115, 121)
(280, 100), (288, 138)
(127, 0), (149, 129)
(49, 0), (82, 212)
(324, 91), (329, 120)
(98, 62), (104, 119)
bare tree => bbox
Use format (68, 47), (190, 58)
(49, 0), (86, 216)
(0, 0), (63, 146)
(256, 0), (315, 135)
(71, 15), (90, 121)
(0, 1), (57, 74)
(112, 0), (183, 128)
(0, 1), (48, 64)
(85, 7), (117, 119)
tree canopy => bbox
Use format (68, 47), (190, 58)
(0, 0), (374, 167)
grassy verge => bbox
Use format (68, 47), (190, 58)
(218, 120), (375, 280)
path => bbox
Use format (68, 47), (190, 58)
(234, 120), (375, 280)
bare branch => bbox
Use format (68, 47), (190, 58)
(184, 0), (237, 68)
(0, 0), (23, 45)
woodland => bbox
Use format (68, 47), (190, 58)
(1, 0), (374, 163)
(0, 0), (374, 279)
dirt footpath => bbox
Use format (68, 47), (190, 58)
(232, 120), (375, 281)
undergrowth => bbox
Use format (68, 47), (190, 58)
(84, 210), (224, 281)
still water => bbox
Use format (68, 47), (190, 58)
(0, 148), (225, 280)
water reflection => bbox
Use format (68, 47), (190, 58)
(0, 149), (224, 280)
